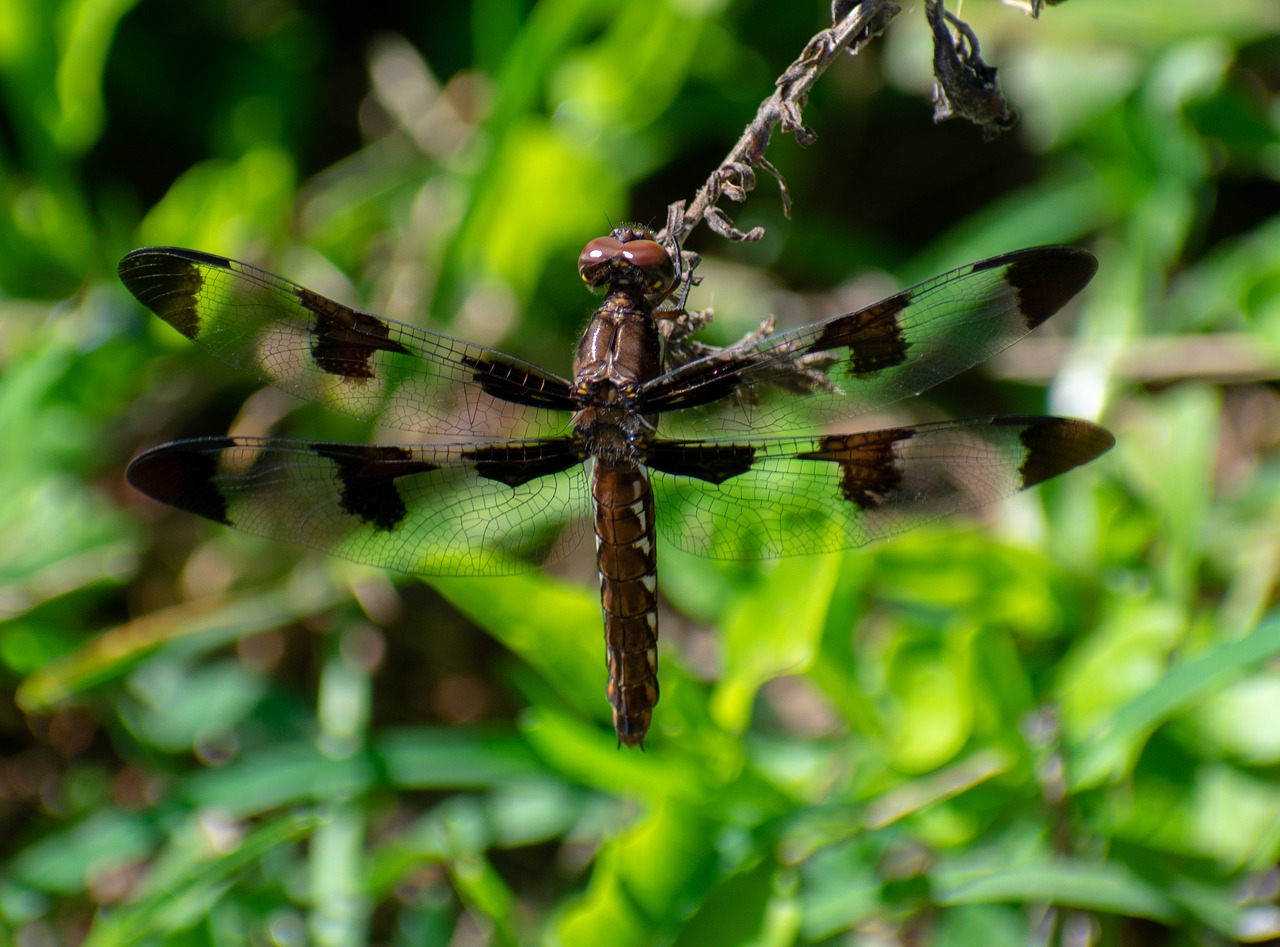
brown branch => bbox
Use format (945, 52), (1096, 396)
(657, 0), (901, 251)
(650, 0), (1073, 373)
(654, 2), (900, 372)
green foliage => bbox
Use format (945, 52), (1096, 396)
(3, 0), (1280, 943)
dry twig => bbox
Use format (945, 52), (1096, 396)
(653, 1), (901, 366)
(652, 0), (1062, 371)
(657, 0), (901, 251)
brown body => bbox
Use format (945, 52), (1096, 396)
(121, 235), (1114, 751)
(592, 458), (659, 746)
(571, 241), (668, 747)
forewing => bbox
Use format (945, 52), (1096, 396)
(127, 436), (591, 576)
(646, 417), (1113, 559)
(119, 247), (576, 440)
(642, 247), (1097, 435)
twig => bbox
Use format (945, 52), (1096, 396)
(654, 2), (900, 374)
(652, 0), (1052, 375)
(658, 0), (901, 251)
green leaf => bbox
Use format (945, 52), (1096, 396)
(18, 567), (350, 710)
(10, 810), (159, 895)
(938, 861), (1177, 923)
(431, 573), (603, 721)
(556, 798), (719, 946)
(712, 555), (840, 735)
(81, 813), (321, 947)
(1071, 613), (1280, 788)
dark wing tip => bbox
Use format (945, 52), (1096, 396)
(998, 246), (1098, 331)
(1011, 416), (1114, 488)
(127, 440), (235, 525)
(118, 247), (231, 341)
(119, 247), (232, 273)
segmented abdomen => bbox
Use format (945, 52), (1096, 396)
(592, 457), (659, 747)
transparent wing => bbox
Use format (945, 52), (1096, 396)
(647, 416), (1113, 559)
(120, 247), (576, 440)
(643, 247), (1097, 435)
(127, 436), (591, 576)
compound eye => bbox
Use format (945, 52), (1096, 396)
(578, 236), (623, 288)
(621, 239), (676, 302)
(618, 239), (666, 269)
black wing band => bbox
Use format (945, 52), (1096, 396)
(646, 416), (1113, 559)
(119, 248), (577, 439)
(127, 436), (589, 576)
(640, 247), (1097, 435)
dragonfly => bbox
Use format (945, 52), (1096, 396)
(120, 229), (1113, 747)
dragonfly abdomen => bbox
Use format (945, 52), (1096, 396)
(592, 457), (659, 747)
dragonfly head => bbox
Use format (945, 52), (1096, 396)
(578, 228), (676, 305)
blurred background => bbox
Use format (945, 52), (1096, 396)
(3, 0), (1280, 944)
